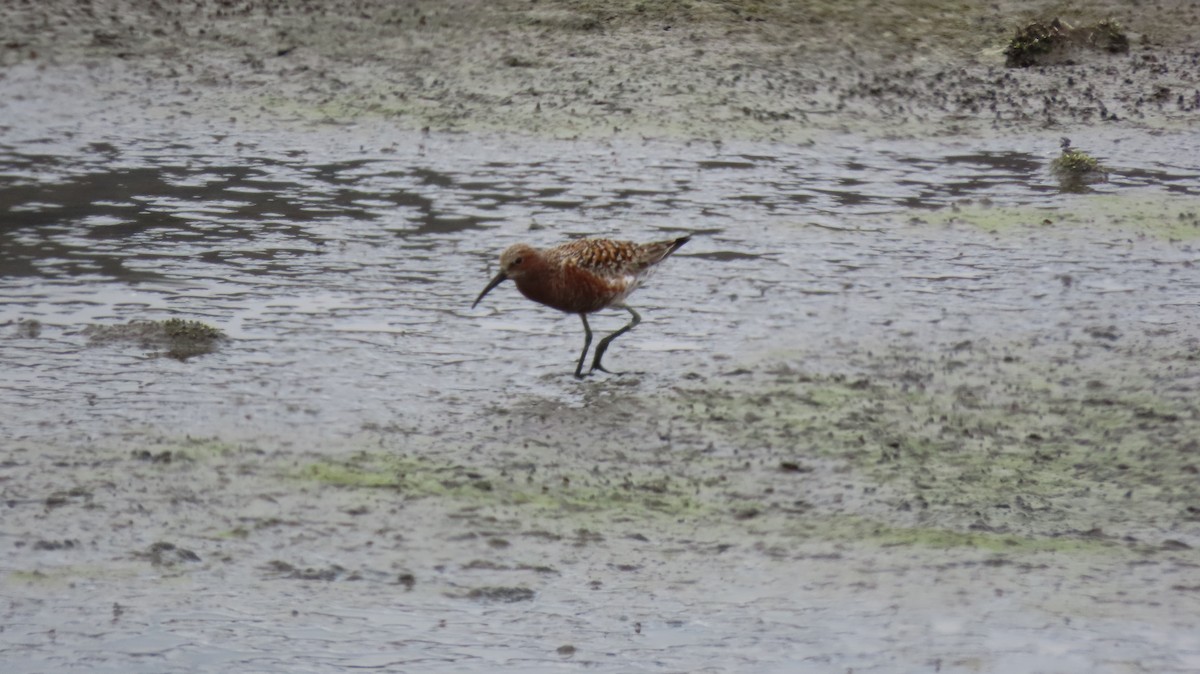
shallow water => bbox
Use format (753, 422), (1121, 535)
(3, 70), (1200, 673)
(4, 113), (1198, 444)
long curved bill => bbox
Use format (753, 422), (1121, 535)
(472, 270), (508, 308)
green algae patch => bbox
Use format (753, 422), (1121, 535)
(658, 340), (1200, 550)
(792, 512), (1134, 556)
(128, 436), (246, 463)
(299, 455), (406, 489)
(559, 0), (999, 55)
(1059, 194), (1200, 240)
(912, 202), (1041, 233)
(676, 378), (881, 461)
(7, 569), (68, 586)
(84, 318), (226, 360)
(917, 194), (1200, 240)
(295, 450), (714, 520)
(7, 565), (142, 586)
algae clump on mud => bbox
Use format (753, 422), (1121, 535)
(84, 318), (225, 360)
(1004, 17), (1129, 67)
(1050, 140), (1108, 192)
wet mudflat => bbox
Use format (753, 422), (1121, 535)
(4, 80), (1199, 673)
(4, 3), (1200, 672)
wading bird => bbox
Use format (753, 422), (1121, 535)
(472, 236), (691, 377)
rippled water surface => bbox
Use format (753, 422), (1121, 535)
(3, 83), (1200, 673)
(4, 119), (1197, 441)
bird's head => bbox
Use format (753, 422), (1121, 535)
(472, 243), (539, 308)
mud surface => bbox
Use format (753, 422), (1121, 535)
(3, 1), (1200, 672)
(4, 0), (1200, 141)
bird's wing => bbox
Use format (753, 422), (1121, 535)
(553, 239), (644, 276)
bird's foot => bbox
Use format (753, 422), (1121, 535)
(590, 364), (644, 377)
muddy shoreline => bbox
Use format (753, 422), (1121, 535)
(4, 0), (1200, 141)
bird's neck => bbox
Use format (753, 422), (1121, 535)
(512, 259), (559, 307)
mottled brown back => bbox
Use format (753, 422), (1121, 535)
(547, 236), (690, 277)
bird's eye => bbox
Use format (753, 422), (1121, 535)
(513, 256), (523, 265)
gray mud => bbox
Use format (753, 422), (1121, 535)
(3, 2), (1200, 673)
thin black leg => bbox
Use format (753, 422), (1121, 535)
(591, 306), (641, 374)
(574, 313), (593, 378)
